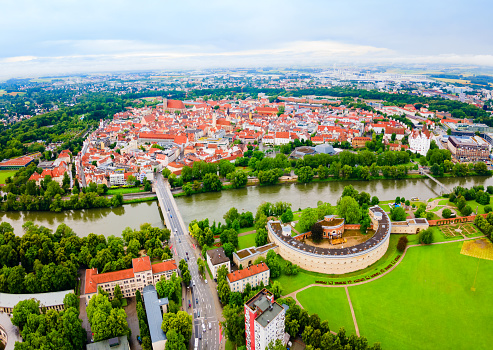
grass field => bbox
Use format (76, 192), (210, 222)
(0, 170), (17, 184)
(107, 186), (146, 195)
(297, 287), (356, 335)
(461, 238), (493, 261)
(237, 233), (256, 250)
(299, 242), (493, 350)
(238, 226), (255, 234)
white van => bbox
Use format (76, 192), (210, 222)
(194, 338), (199, 350)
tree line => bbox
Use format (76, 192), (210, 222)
(0, 222), (170, 294)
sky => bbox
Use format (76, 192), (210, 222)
(1, 0), (492, 79)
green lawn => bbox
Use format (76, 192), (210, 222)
(430, 205), (443, 212)
(346, 242), (493, 350)
(107, 186), (146, 195)
(237, 233), (256, 250)
(238, 226), (255, 234)
(0, 170), (17, 184)
(297, 242), (493, 349)
(297, 286), (356, 335)
(438, 199), (450, 205)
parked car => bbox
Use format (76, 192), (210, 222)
(188, 300), (191, 308)
(208, 322), (211, 330)
(205, 279), (208, 284)
(137, 336), (142, 345)
(196, 298), (198, 305)
(202, 323), (206, 332)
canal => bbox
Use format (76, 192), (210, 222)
(2, 176), (493, 236)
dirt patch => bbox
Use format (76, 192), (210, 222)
(460, 238), (493, 261)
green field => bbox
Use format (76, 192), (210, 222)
(0, 170), (17, 184)
(298, 242), (493, 350)
(237, 232), (256, 250)
(238, 226), (255, 234)
(107, 186), (146, 195)
(297, 286), (356, 335)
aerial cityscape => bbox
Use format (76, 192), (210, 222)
(1, 1), (493, 350)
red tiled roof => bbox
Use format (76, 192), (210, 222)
(0, 156), (34, 167)
(151, 260), (178, 274)
(84, 267), (135, 294)
(167, 100), (186, 110)
(132, 256), (152, 273)
(227, 263), (269, 283)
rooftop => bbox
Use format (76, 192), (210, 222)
(256, 302), (284, 328)
(268, 206), (391, 257)
(86, 336), (130, 350)
(234, 242), (277, 260)
(227, 263), (269, 283)
(207, 247), (230, 265)
(142, 285), (167, 344)
(0, 289), (74, 309)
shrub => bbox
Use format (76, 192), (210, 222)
(418, 229), (433, 244)
(485, 206), (492, 213)
(397, 236), (408, 252)
(461, 205), (473, 216)
(442, 208), (452, 219)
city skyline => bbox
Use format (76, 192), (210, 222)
(1, 0), (492, 79)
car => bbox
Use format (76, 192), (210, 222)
(137, 335), (142, 344)
(186, 251), (188, 255)
(197, 310), (200, 317)
(188, 300), (191, 308)
(205, 279), (208, 284)
(202, 323), (206, 332)
(170, 214), (173, 218)
(208, 322), (211, 330)
(196, 298), (198, 304)
(193, 280), (195, 287)
(179, 239), (181, 243)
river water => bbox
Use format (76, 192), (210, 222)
(2, 176), (493, 236)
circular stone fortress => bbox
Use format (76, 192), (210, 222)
(267, 206), (392, 274)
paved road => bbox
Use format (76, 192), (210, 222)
(155, 174), (220, 350)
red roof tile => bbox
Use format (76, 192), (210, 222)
(151, 260), (178, 274)
(227, 263), (269, 283)
(132, 256), (152, 273)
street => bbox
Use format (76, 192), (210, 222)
(154, 174), (221, 350)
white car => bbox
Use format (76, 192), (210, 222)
(208, 322), (211, 330)
(202, 323), (206, 332)
(205, 279), (208, 284)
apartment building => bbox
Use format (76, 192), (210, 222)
(227, 263), (270, 293)
(244, 289), (286, 350)
(206, 247), (231, 279)
(84, 256), (178, 302)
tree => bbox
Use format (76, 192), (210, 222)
(64, 292), (79, 310)
(161, 311), (193, 343)
(297, 166), (314, 183)
(255, 228), (268, 247)
(442, 208), (452, 219)
(397, 236), (408, 252)
(299, 208), (319, 233)
(86, 293), (131, 341)
(12, 299), (40, 330)
(127, 175), (137, 186)
(337, 196), (361, 224)
(281, 208), (294, 223)
(266, 250), (281, 278)
(223, 242), (235, 258)
(461, 205), (473, 216)
(221, 304), (245, 346)
(202, 173), (222, 192)
(418, 229), (433, 245)
(112, 284), (124, 308)
(371, 196), (380, 205)
(227, 170), (248, 188)
(310, 222), (324, 243)
(390, 207), (407, 221)
(164, 329), (186, 350)
(341, 165), (353, 179)
(270, 280), (283, 299)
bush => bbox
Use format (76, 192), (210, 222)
(397, 236), (408, 252)
(418, 229), (433, 245)
(442, 208), (452, 218)
(485, 205), (492, 213)
(461, 205), (473, 216)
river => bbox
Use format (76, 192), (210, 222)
(2, 176), (493, 236)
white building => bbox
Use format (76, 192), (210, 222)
(244, 289), (285, 350)
(206, 247), (231, 279)
(110, 173), (125, 186)
(409, 128), (432, 156)
(227, 263), (270, 293)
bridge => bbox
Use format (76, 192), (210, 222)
(154, 174), (221, 350)
(419, 168), (452, 195)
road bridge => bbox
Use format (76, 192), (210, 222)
(419, 168), (452, 195)
(154, 174), (221, 350)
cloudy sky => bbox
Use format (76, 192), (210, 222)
(1, 0), (492, 79)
